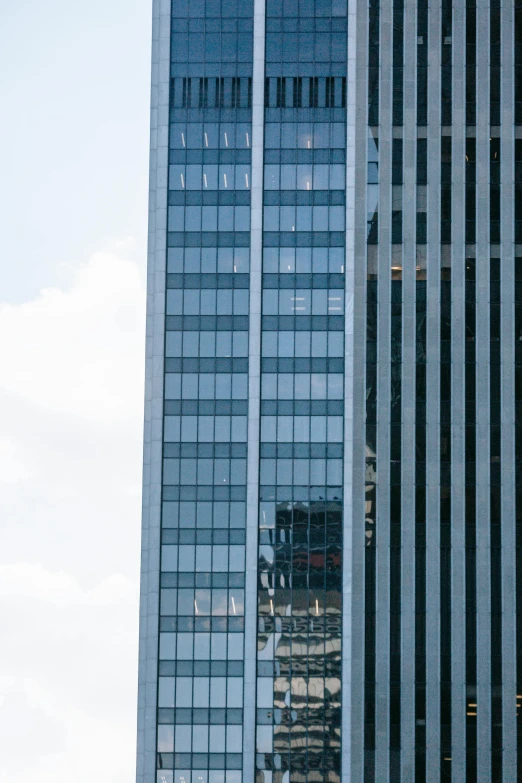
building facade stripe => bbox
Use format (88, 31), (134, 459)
(351, 0), (369, 777)
(374, 0), (393, 775)
(450, 0), (467, 778)
(136, 1), (171, 781)
(475, 1), (492, 779)
(343, 0), (357, 778)
(424, 0), (442, 775)
(242, 0), (265, 776)
(400, 1), (417, 779)
(500, 0), (517, 777)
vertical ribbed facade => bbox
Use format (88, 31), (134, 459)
(137, 1), (522, 781)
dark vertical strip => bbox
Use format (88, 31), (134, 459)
(465, 1), (477, 772)
(490, 252), (502, 782)
(393, 0), (404, 127)
(441, 0), (452, 126)
(515, 135), (522, 774)
(440, 159), (452, 780)
(415, 15), (427, 761)
(465, 143), (477, 783)
(369, 0), (380, 128)
(365, 0), (379, 777)
(415, 274), (427, 783)
(365, 247), (378, 783)
(517, 1), (522, 129)
(466, 0), (476, 128)
(417, 0), (428, 127)
(390, 274), (402, 781)
(390, 11), (403, 773)
(415, 129), (427, 783)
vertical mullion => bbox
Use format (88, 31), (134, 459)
(500, 0), (517, 777)
(136, 2), (171, 781)
(475, 0), (492, 780)
(425, 0), (442, 777)
(344, 0), (359, 775)
(350, 0), (368, 778)
(450, 0), (467, 780)
(243, 0), (265, 776)
(400, 0), (417, 779)
(374, 0), (393, 776)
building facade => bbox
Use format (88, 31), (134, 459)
(137, 0), (521, 781)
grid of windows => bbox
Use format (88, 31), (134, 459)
(360, 0), (518, 780)
(156, 1), (254, 782)
(139, 1), (522, 781)
(255, 0), (346, 781)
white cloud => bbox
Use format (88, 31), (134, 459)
(0, 250), (146, 421)
(0, 562), (134, 606)
(0, 246), (145, 781)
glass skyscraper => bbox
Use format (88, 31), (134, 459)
(136, 0), (521, 780)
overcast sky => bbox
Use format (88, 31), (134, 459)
(0, 1), (151, 779)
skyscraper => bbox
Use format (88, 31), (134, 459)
(137, 0), (521, 780)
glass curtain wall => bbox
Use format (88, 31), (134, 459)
(156, 1), (254, 782)
(255, 0), (348, 781)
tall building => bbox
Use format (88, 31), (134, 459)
(137, 0), (521, 781)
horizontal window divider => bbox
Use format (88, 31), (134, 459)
(258, 485), (343, 502)
(261, 314), (344, 330)
(262, 231), (345, 247)
(166, 315), (249, 330)
(163, 486), (247, 502)
(167, 273), (250, 289)
(260, 399), (344, 415)
(163, 400), (248, 416)
(163, 442), (248, 458)
(259, 442), (343, 458)
(169, 191), (251, 206)
(157, 616), (245, 634)
(261, 357), (344, 373)
(263, 189), (346, 205)
(160, 530), (247, 545)
(170, 108), (253, 122)
(262, 272), (345, 287)
(157, 708), (244, 725)
(165, 358), (249, 373)
(168, 232), (251, 247)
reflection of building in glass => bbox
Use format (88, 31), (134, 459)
(257, 502), (343, 781)
(137, 0), (522, 781)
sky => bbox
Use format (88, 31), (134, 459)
(0, 1), (152, 779)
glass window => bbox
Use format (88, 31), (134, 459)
(193, 677), (210, 707)
(216, 374), (232, 399)
(264, 165), (280, 189)
(210, 725), (226, 753)
(192, 725), (209, 752)
(170, 165), (186, 189)
(265, 124), (281, 148)
(227, 678), (243, 707)
(232, 373), (248, 398)
(196, 588), (211, 614)
(176, 678), (193, 707)
(170, 124), (186, 149)
(204, 124), (219, 148)
(169, 206), (185, 231)
(186, 123), (202, 148)
(296, 206), (312, 231)
(167, 290), (183, 315)
(202, 205), (218, 231)
(194, 633), (210, 659)
(186, 165), (202, 189)
(165, 373), (181, 399)
(203, 165), (218, 189)
(211, 677), (227, 706)
(157, 724), (174, 752)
